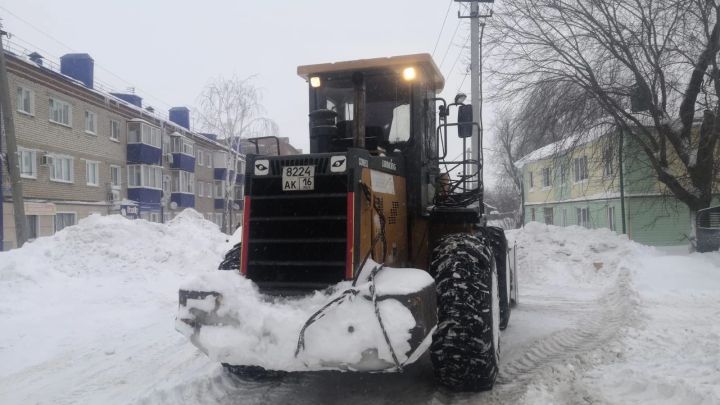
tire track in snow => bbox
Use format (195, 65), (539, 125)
(483, 268), (638, 403)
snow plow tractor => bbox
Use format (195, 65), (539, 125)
(176, 53), (517, 391)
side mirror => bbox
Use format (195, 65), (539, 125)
(457, 104), (473, 138)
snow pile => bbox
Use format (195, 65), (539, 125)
(506, 222), (650, 293)
(505, 223), (720, 405)
(578, 251), (720, 404)
(0, 210), (227, 384)
(0, 210), (225, 287)
(177, 260), (433, 371)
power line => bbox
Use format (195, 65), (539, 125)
(457, 68), (470, 94)
(446, 32), (470, 81)
(431, 0), (454, 57)
(0, 5), (177, 111)
(438, 19), (462, 69)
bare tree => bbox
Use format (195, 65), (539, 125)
(492, 80), (608, 190)
(488, 0), (720, 239)
(195, 75), (277, 233)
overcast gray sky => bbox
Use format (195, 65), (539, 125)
(1, 0), (497, 183)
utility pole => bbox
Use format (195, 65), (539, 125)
(0, 27), (29, 249)
(619, 129), (627, 234)
(458, 1), (493, 192)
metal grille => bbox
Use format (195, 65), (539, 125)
(246, 165), (348, 289)
(389, 201), (399, 225)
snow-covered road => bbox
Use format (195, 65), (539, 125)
(1, 213), (718, 404)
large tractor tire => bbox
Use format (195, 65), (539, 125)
(485, 226), (512, 330)
(218, 242), (242, 271)
(430, 234), (500, 391)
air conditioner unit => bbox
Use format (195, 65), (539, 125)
(41, 154), (53, 165)
(165, 153), (174, 164)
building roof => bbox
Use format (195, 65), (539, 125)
(4, 47), (241, 156)
(297, 53), (445, 91)
(514, 131), (607, 169)
(514, 113), (707, 170)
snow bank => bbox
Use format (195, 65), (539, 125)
(0, 210), (227, 381)
(506, 222), (650, 294)
(0, 210), (225, 286)
(506, 223), (720, 405)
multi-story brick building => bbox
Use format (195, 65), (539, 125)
(1, 48), (244, 250)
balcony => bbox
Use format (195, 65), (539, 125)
(171, 193), (195, 208)
(171, 153), (195, 172)
(127, 188), (162, 204)
(127, 144), (162, 165)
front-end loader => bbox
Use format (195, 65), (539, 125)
(177, 53), (517, 391)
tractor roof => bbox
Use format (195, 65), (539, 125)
(297, 53), (445, 91)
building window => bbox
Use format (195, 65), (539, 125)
(84, 110), (97, 134)
(171, 171), (195, 194)
(207, 152), (213, 168)
(26, 215), (39, 239)
(235, 184), (243, 200)
(543, 207), (553, 225)
(127, 165), (162, 189)
(149, 212), (161, 223)
(49, 98), (72, 126)
(48, 155), (74, 183)
(86, 161), (99, 186)
(560, 165), (567, 184)
(19, 148), (37, 178)
(577, 207), (590, 228)
(196, 148), (204, 166)
(110, 165), (121, 189)
(214, 180), (224, 198)
(574, 156), (588, 182)
(531, 207), (536, 222)
(528, 171), (534, 189)
(542, 167), (551, 188)
(562, 208), (568, 226)
(171, 136), (194, 156)
(110, 120), (120, 141)
(197, 181), (203, 197)
(603, 147), (614, 177)
(16, 86), (34, 115)
(607, 206), (616, 231)
(54, 213), (76, 233)
(127, 122), (162, 148)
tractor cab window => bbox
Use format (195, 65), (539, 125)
(309, 72), (411, 152)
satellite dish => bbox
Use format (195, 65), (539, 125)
(170, 202), (178, 210)
(233, 203), (240, 210)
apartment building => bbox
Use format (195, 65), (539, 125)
(1, 48), (244, 250)
(516, 129), (719, 247)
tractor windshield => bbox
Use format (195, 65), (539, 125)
(311, 72), (411, 147)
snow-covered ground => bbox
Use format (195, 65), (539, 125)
(0, 215), (718, 404)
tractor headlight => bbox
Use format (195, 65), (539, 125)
(330, 155), (347, 173)
(402, 67), (416, 81)
(310, 76), (322, 88)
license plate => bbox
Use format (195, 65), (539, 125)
(282, 165), (315, 191)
